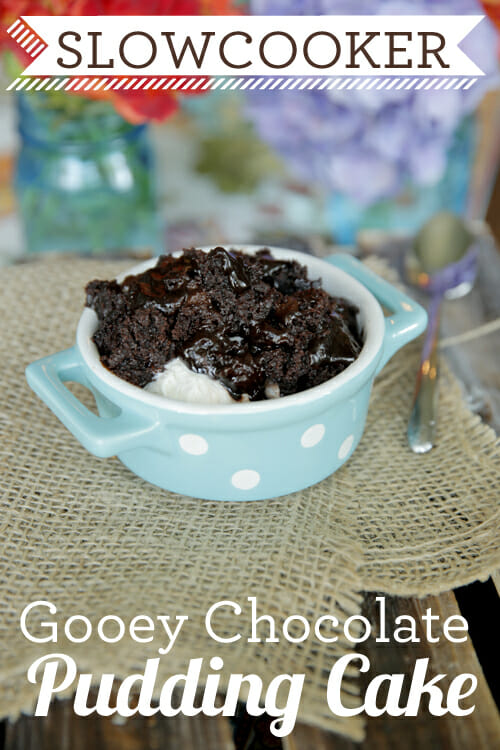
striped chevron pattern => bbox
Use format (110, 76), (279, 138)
(6, 75), (479, 92)
(7, 18), (48, 59)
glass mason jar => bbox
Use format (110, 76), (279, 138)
(326, 117), (476, 246)
(15, 92), (163, 255)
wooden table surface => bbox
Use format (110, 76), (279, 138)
(3, 585), (499, 750)
(2, 162), (499, 750)
(3, 235), (499, 747)
(3, 240), (500, 749)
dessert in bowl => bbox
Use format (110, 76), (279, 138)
(86, 246), (364, 405)
(25, 247), (427, 501)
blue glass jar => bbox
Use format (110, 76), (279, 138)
(15, 92), (163, 255)
(326, 118), (476, 246)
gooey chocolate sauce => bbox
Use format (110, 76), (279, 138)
(86, 247), (363, 401)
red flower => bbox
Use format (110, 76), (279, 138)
(71, 0), (201, 14)
(482, 1), (500, 31)
(1, 0), (240, 123)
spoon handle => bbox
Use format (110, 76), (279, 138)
(407, 297), (441, 454)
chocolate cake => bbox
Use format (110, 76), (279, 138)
(86, 247), (363, 401)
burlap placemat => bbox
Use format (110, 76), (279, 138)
(0, 256), (498, 740)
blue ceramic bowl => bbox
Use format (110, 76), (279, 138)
(25, 249), (427, 501)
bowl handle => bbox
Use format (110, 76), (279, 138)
(25, 347), (158, 457)
(325, 253), (428, 374)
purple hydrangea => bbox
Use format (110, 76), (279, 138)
(246, 0), (499, 205)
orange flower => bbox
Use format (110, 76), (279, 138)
(482, 1), (500, 31)
(1, 0), (241, 123)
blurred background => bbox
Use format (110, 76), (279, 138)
(1, 0), (500, 263)
(1, 71), (500, 263)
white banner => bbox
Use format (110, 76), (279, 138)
(8, 15), (485, 79)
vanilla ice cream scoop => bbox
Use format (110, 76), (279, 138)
(145, 358), (238, 405)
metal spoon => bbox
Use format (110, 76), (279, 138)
(407, 212), (477, 454)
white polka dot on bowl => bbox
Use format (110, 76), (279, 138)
(179, 434), (208, 456)
(231, 469), (260, 490)
(301, 424), (325, 448)
(338, 434), (354, 460)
